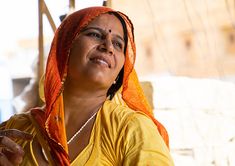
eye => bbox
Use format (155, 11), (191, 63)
(87, 32), (102, 39)
(112, 40), (123, 51)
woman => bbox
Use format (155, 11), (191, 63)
(0, 7), (174, 165)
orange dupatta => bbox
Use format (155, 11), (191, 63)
(31, 7), (169, 165)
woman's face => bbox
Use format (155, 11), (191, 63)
(68, 13), (125, 90)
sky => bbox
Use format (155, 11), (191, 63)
(0, 0), (103, 55)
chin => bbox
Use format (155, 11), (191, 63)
(92, 79), (112, 89)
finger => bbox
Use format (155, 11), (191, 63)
(0, 136), (24, 155)
(2, 148), (23, 165)
(0, 152), (13, 166)
(0, 129), (33, 140)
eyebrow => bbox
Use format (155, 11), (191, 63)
(82, 26), (125, 43)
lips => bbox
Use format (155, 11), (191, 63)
(90, 55), (111, 68)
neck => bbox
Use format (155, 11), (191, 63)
(63, 80), (107, 128)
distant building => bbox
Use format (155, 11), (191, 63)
(0, 57), (14, 122)
(112, 0), (235, 79)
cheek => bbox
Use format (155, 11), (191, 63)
(117, 55), (125, 70)
(68, 50), (81, 71)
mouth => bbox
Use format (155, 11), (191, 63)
(90, 55), (111, 68)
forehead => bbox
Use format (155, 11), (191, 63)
(86, 13), (124, 35)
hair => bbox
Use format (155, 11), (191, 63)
(106, 12), (128, 99)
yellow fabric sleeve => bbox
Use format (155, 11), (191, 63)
(121, 112), (174, 166)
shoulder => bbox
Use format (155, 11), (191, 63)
(101, 100), (174, 165)
(100, 100), (138, 128)
(100, 100), (162, 143)
(101, 99), (156, 129)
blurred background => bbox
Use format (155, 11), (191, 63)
(0, 0), (235, 165)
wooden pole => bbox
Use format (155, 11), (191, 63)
(69, 0), (75, 10)
(38, 0), (57, 83)
(103, 0), (112, 7)
(43, 1), (56, 33)
(38, 0), (44, 82)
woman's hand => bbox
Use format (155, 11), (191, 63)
(0, 129), (33, 166)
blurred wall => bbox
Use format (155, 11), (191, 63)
(112, 0), (235, 78)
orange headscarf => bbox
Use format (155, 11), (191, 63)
(31, 6), (169, 165)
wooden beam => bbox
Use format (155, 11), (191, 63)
(38, 0), (44, 82)
(42, 0), (56, 33)
(108, 0), (112, 7)
(38, 0), (57, 83)
(104, 0), (112, 7)
(69, 0), (75, 10)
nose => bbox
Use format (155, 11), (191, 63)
(98, 35), (114, 55)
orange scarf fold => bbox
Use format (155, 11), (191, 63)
(31, 6), (169, 165)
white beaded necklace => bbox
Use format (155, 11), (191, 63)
(41, 112), (98, 162)
(67, 111), (98, 144)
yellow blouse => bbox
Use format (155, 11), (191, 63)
(0, 100), (174, 166)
